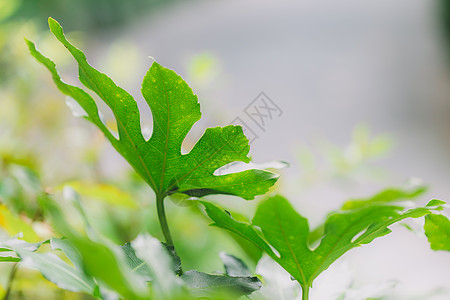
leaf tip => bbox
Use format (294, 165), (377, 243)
(48, 17), (64, 38)
(24, 38), (34, 50)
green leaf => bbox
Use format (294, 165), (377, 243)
(71, 238), (148, 299)
(50, 238), (84, 270)
(181, 270), (261, 298)
(64, 181), (137, 208)
(39, 195), (149, 299)
(424, 214), (450, 251)
(0, 256), (20, 262)
(27, 18), (278, 200)
(342, 184), (426, 210)
(131, 234), (183, 299)
(203, 195), (445, 289)
(0, 204), (40, 242)
(16, 249), (97, 294)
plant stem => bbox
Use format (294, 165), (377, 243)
(3, 263), (18, 300)
(301, 284), (309, 300)
(156, 193), (174, 246)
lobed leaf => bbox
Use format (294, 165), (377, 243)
(27, 18), (278, 200)
(203, 195), (446, 289)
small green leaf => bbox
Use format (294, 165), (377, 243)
(181, 270), (261, 298)
(204, 195), (445, 290)
(27, 18), (278, 201)
(424, 214), (450, 251)
(342, 185), (426, 210)
(39, 196), (149, 299)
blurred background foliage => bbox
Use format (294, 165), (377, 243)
(1, 0), (450, 299)
(0, 0), (184, 32)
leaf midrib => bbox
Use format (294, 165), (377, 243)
(42, 254), (94, 291)
(155, 65), (171, 195)
(272, 206), (307, 286)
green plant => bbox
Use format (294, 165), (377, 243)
(0, 17), (449, 300)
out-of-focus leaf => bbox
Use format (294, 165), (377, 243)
(70, 238), (148, 299)
(220, 252), (252, 277)
(253, 255), (301, 300)
(121, 242), (152, 281)
(203, 195), (445, 292)
(39, 195), (149, 299)
(0, 256), (20, 262)
(27, 18), (278, 201)
(424, 214), (450, 251)
(16, 249), (97, 294)
(342, 185), (426, 210)
(50, 237), (84, 270)
(0, 239), (43, 264)
(64, 181), (137, 208)
(0, 238), (42, 252)
(181, 270), (261, 298)
(0, 204), (40, 242)
(132, 234), (183, 299)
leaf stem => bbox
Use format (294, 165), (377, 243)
(156, 193), (174, 247)
(301, 284), (310, 300)
(3, 263), (18, 300)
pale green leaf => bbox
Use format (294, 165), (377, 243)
(424, 214), (450, 251)
(16, 249), (97, 294)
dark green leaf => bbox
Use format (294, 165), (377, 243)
(181, 270), (261, 298)
(27, 18), (278, 200)
(424, 214), (450, 251)
(203, 195), (445, 289)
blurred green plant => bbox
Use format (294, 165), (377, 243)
(1, 0), (186, 31)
